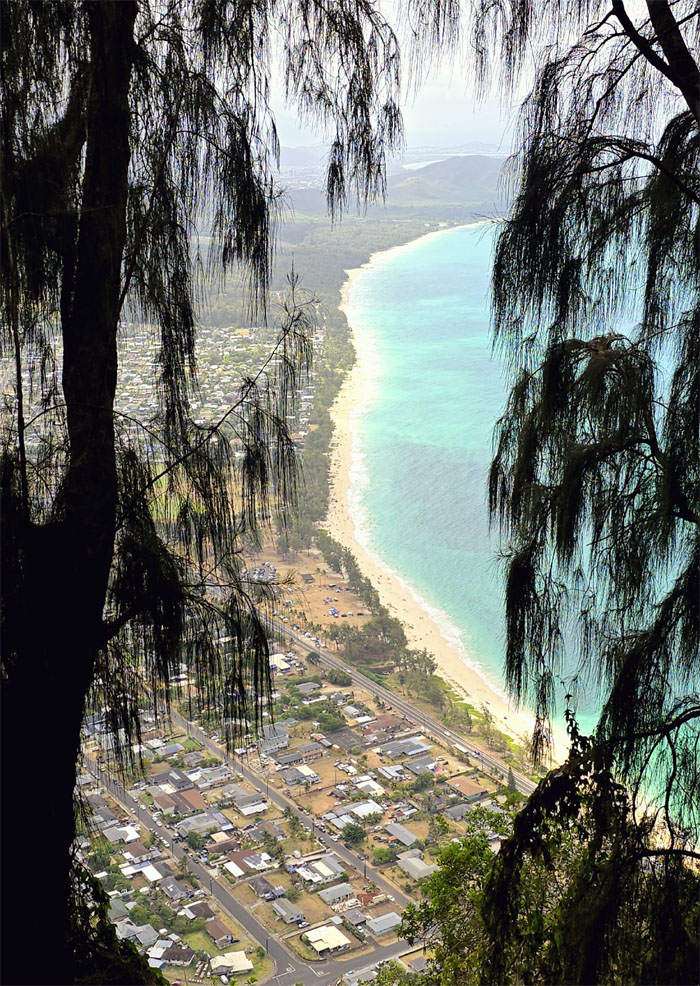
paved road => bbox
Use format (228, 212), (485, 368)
(85, 757), (410, 986)
(169, 708), (412, 910)
(274, 621), (538, 797)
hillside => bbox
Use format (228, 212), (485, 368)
(284, 154), (508, 219)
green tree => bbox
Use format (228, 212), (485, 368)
(341, 821), (367, 846)
(477, 1), (700, 980)
(187, 831), (206, 851)
(484, 0), (699, 806)
(0, 2), (435, 981)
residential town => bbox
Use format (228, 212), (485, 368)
(80, 616), (519, 984)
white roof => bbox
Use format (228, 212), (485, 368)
(142, 864), (164, 883)
(306, 925), (351, 952)
(224, 860), (245, 878)
(210, 951), (254, 973)
(351, 800), (383, 819)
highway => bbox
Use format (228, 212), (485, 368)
(273, 620), (538, 797)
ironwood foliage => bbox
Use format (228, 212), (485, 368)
(483, 0), (699, 828)
(0, 2), (449, 982)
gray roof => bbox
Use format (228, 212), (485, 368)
(318, 882), (354, 904)
(275, 752), (302, 766)
(385, 822), (417, 846)
(342, 907), (368, 927)
(297, 682), (320, 695)
(397, 856), (439, 881)
(366, 911), (401, 935)
(272, 898), (304, 922)
(261, 723), (289, 740)
(444, 802), (470, 821)
(404, 755), (436, 775)
(379, 737), (431, 758)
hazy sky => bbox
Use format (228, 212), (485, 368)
(272, 61), (523, 154)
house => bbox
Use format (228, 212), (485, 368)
(356, 776), (385, 797)
(298, 741), (324, 762)
(377, 765), (407, 782)
(445, 774), (490, 803)
(379, 737), (432, 759)
(160, 876), (189, 901)
(176, 809), (232, 838)
(150, 767), (193, 792)
(318, 882), (355, 907)
(160, 945), (195, 967)
(305, 925), (351, 955)
(366, 911), (401, 936)
(152, 794), (177, 816)
(397, 855), (438, 881)
(248, 876), (279, 900)
(108, 899), (130, 922)
(342, 907), (368, 929)
(293, 853), (346, 886)
(385, 822), (417, 847)
(178, 788), (208, 813)
(182, 900), (215, 920)
(206, 919), (237, 948)
(115, 921), (159, 946)
(210, 951), (254, 976)
(114, 918), (138, 941)
(274, 751), (303, 768)
(231, 792), (267, 816)
(194, 764), (232, 790)
(364, 713), (402, 735)
(404, 755), (437, 776)
(281, 765), (320, 786)
(122, 841), (151, 862)
(224, 849), (276, 876)
(102, 824), (140, 844)
(350, 799), (383, 821)
(182, 751), (205, 768)
(259, 723), (289, 754)
(272, 898), (305, 924)
(251, 820), (285, 842)
(297, 681), (320, 697)
(159, 742), (184, 757)
(444, 802), (470, 822)
(92, 806), (119, 829)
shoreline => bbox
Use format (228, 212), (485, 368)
(325, 225), (569, 764)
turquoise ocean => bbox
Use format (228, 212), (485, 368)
(344, 223), (599, 734)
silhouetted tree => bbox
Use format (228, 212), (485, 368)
(0, 1), (458, 980)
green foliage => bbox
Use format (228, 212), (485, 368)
(187, 830), (205, 850)
(483, 0), (699, 821)
(341, 821), (367, 846)
(327, 668), (353, 686)
(372, 846), (398, 865)
(286, 887), (302, 902)
(411, 772), (435, 793)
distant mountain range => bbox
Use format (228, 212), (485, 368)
(385, 155), (507, 207)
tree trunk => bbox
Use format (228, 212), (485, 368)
(1, 4), (137, 983)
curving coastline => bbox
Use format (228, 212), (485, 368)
(325, 229), (570, 763)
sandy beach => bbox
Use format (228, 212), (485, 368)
(325, 235), (569, 764)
